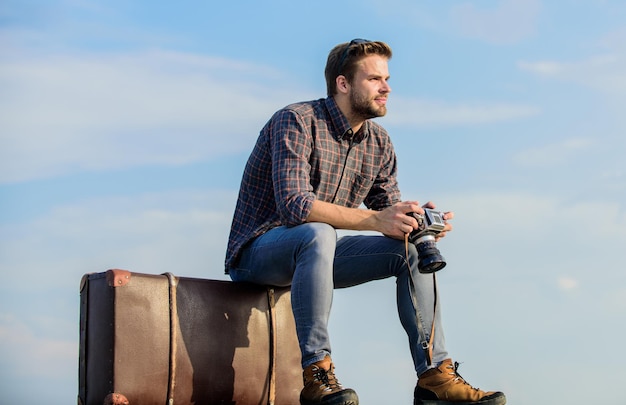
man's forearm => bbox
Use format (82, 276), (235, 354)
(305, 199), (435, 241)
(306, 200), (380, 231)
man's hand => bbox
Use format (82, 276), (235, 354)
(376, 201), (423, 239)
(377, 201), (454, 241)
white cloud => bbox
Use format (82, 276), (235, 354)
(519, 54), (626, 94)
(386, 96), (539, 128)
(517, 27), (626, 123)
(383, 0), (540, 44)
(518, 61), (563, 76)
(450, 0), (541, 44)
(0, 48), (302, 184)
(517, 42), (626, 175)
(597, 26), (626, 53)
(602, 287), (626, 314)
(557, 276), (579, 291)
(0, 313), (76, 378)
(513, 137), (593, 167)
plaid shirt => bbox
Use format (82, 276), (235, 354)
(225, 96), (401, 270)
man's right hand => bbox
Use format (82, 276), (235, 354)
(376, 201), (423, 240)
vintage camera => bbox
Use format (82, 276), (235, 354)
(407, 209), (447, 273)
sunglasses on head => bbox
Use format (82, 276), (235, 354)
(337, 38), (371, 75)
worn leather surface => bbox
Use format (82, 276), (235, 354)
(79, 271), (302, 405)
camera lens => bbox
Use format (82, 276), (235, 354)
(414, 235), (447, 273)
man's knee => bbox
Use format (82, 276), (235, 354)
(299, 222), (337, 243)
(296, 223), (337, 254)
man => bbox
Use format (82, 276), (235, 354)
(225, 39), (506, 405)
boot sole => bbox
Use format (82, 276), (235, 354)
(300, 390), (359, 405)
(301, 399), (358, 405)
(415, 392), (506, 405)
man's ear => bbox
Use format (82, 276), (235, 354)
(336, 75), (350, 94)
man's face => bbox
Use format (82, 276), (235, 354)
(348, 54), (391, 120)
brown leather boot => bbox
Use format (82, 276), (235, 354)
(414, 359), (506, 404)
(300, 355), (359, 405)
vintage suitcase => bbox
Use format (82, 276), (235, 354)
(78, 269), (303, 405)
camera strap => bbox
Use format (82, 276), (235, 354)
(405, 234), (438, 366)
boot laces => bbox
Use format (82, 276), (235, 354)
(313, 366), (343, 392)
(447, 361), (479, 391)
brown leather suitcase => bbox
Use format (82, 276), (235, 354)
(78, 269), (303, 405)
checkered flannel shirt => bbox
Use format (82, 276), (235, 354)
(225, 96), (401, 271)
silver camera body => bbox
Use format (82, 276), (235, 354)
(407, 209), (446, 244)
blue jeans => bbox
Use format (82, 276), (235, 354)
(228, 222), (448, 375)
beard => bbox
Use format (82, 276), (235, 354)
(349, 88), (387, 120)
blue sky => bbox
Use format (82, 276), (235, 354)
(1, 0), (625, 403)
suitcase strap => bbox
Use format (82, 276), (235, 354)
(165, 273), (178, 405)
(267, 288), (277, 405)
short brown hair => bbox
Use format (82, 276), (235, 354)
(324, 39), (393, 96)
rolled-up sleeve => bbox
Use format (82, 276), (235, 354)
(269, 109), (317, 226)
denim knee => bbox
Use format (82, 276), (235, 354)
(295, 222), (337, 257)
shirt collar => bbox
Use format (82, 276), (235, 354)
(324, 96), (368, 143)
